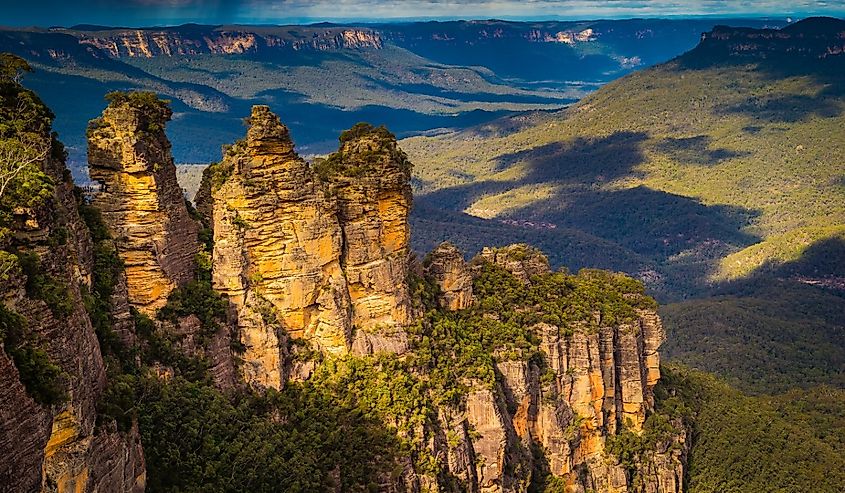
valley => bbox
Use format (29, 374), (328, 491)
(0, 18), (782, 175)
(0, 13), (843, 493)
(402, 17), (845, 393)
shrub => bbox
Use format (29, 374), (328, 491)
(17, 251), (74, 318)
(157, 280), (227, 339)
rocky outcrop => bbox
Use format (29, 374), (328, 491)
(433, 307), (672, 493)
(398, 244), (683, 493)
(424, 241), (474, 311)
(1, 86), (144, 492)
(0, 347), (51, 491)
(88, 94), (199, 314)
(477, 243), (551, 283)
(464, 387), (531, 493)
(206, 109), (417, 388)
(327, 124), (414, 339)
(446, 311), (675, 493)
(209, 106), (353, 388)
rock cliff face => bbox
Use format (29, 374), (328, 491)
(208, 106), (352, 388)
(424, 241), (474, 311)
(88, 95), (199, 314)
(691, 17), (845, 62)
(409, 244), (685, 493)
(326, 123), (414, 341)
(75, 27), (383, 58)
(0, 86), (145, 492)
(206, 109), (416, 387)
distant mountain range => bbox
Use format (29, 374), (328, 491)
(0, 18), (784, 177)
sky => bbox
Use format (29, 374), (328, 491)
(2, 0), (843, 27)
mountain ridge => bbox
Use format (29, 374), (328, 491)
(0, 17), (785, 169)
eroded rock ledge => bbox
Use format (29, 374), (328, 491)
(419, 244), (683, 493)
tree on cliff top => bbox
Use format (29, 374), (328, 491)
(99, 90), (173, 133)
(0, 53), (31, 84)
(0, 54), (52, 213)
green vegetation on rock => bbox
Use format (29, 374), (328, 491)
(314, 122), (413, 180)
(0, 54), (70, 407)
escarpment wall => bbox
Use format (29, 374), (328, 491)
(1, 99), (145, 492)
(88, 97), (199, 314)
(416, 244), (684, 493)
(75, 27), (383, 58)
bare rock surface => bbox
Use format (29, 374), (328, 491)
(88, 96), (199, 314)
(424, 241), (474, 310)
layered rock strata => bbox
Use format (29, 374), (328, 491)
(87, 96), (199, 314)
(326, 124), (415, 342)
(76, 27), (383, 58)
(208, 106), (353, 387)
(412, 244), (684, 493)
(1, 91), (145, 492)
(205, 110), (417, 386)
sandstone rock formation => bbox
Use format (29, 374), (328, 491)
(325, 123), (414, 340)
(88, 93), (198, 314)
(478, 243), (551, 283)
(208, 106), (353, 387)
(1, 95), (145, 492)
(400, 243), (684, 493)
(205, 109), (418, 387)
(4, 74), (687, 493)
(424, 241), (474, 310)
(435, 312), (677, 493)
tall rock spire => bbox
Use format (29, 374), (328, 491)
(205, 109), (418, 386)
(209, 106), (353, 388)
(323, 123), (414, 338)
(87, 92), (199, 314)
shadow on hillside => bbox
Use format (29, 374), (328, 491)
(695, 235), (845, 302)
(656, 135), (749, 165)
(754, 236), (845, 283)
(509, 185), (758, 259)
(661, 235), (845, 393)
(417, 130), (760, 268)
(718, 93), (844, 124)
(417, 131), (647, 211)
(459, 110), (559, 139)
(491, 131), (648, 179)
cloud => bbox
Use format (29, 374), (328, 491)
(190, 0), (845, 20)
(5, 0), (844, 27)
